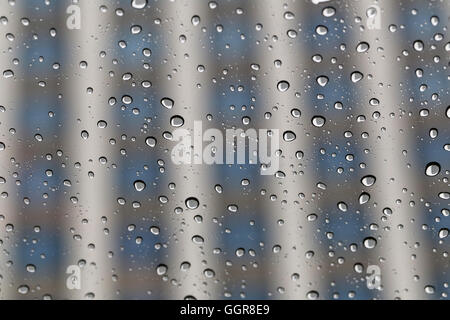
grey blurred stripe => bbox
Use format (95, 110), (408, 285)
(253, 0), (325, 299)
(352, 0), (432, 299)
(160, 0), (221, 299)
(59, 1), (117, 299)
(0, 0), (23, 299)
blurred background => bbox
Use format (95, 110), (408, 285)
(0, 0), (448, 299)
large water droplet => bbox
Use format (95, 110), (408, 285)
(156, 264), (167, 276)
(283, 131), (296, 142)
(359, 192), (370, 204)
(425, 162), (440, 177)
(337, 202), (348, 212)
(134, 180), (146, 192)
(361, 175), (376, 187)
(170, 115), (184, 127)
(351, 71), (364, 83)
(356, 42), (370, 53)
(17, 285), (29, 294)
(185, 197), (199, 209)
(192, 235), (204, 245)
(306, 290), (319, 300)
(3, 70), (14, 78)
(438, 228), (449, 239)
(131, 0), (148, 9)
(363, 237), (377, 249)
(161, 97), (174, 109)
(413, 40), (424, 52)
(311, 116), (326, 127)
(145, 136), (157, 147)
(316, 76), (329, 87)
(277, 80), (290, 92)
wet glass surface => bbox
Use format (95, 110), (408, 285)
(0, 0), (449, 300)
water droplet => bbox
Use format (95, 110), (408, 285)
(361, 175), (376, 187)
(315, 25), (328, 35)
(316, 76), (329, 87)
(311, 116), (326, 128)
(351, 71), (364, 83)
(180, 261), (191, 271)
(17, 285), (29, 294)
(191, 15), (201, 26)
(192, 235), (204, 245)
(185, 197), (199, 209)
(3, 70), (14, 78)
(156, 264), (167, 276)
(359, 192), (370, 204)
(134, 180), (146, 192)
(149, 226), (160, 235)
(277, 80), (290, 92)
(203, 268), (215, 278)
(356, 42), (370, 53)
(425, 162), (440, 177)
(26, 264), (36, 273)
(439, 228), (449, 239)
(170, 115), (184, 127)
(131, 0), (147, 9)
(413, 40), (424, 52)
(337, 202), (348, 212)
(235, 248), (245, 257)
(424, 285), (435, 294)
(363, 237), (377, 249)
(429, 128), (438, 139)
(161, 97), (174, 109)
(322, 7), (335, 17)
(306, 290), (319, 300)
(283, 131), (296, 142)
(145, 136), (157, 147)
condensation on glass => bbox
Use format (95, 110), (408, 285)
(0, 0), (448, 300)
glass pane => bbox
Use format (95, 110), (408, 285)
(0, 0), (448, 300)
